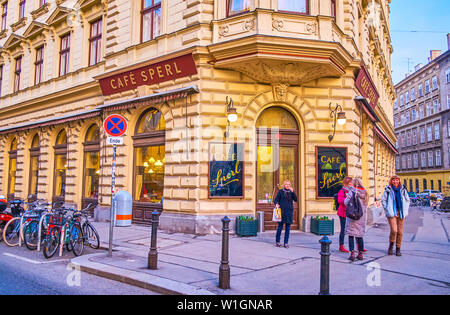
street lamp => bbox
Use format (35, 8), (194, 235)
(328, 102), (346, 142)
(225, 97), (237, 138)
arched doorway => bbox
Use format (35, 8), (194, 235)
(132, 108), (165, 224)
(82, 124), (100, 212)
(53, 129), (67, 206)
(7, 138), (17, 201)
(28, 134), (40, 202)
(256, 107), (300, 230)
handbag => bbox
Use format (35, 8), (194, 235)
(272, 207), (282, 222)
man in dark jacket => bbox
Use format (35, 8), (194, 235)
(274, 180), (298, 248)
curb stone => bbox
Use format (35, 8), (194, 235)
(71, 253), (216, 295)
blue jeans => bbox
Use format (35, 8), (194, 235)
(276, 222), (291, 245)
(339, 216), (346, 246)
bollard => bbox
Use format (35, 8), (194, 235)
(148, 210), (159, 270)
(219, 216), (231, 289)
(319, 235), (332, 295)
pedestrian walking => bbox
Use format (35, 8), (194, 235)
(381, 175), (410, 256)
(274, 179), (298, 248)
(337, 177), (353, 253)
(344, 178), (368, 261)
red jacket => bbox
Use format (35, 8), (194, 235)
(337, 188), (348, 218)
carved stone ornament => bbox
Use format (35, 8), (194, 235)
(272, 19), (284, 31)
(244, 18), (256, 31)
(218, 25), (230, 38)
(306, 23), (318, 35)
(272, 83), (289, 102)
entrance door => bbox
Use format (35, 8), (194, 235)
(256, 107), (299, 230)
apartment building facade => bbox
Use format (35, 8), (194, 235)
(0, 0), (396, 234)
(394, 38), (450, 194)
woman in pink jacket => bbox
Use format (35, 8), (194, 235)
(337, 177), (353, 253)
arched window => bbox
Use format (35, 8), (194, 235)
(53, 129), (67, 204)
(8, 138), (17, 201)
(256, 107), (299, 231)
(29, 134), (40, 201)
(82, 124), (100, 210)
(133, 108), (165, 224)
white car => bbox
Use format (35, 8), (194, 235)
(419, 190), (444, 200)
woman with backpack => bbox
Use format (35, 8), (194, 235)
(344, 178), (368, 261)
(337, 177), (353, 253)
(381, 175), (410, 256)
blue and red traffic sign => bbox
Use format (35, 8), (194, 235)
(103, 114), (128, 137)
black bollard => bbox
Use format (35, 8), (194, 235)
(148, 210), (159, 270)
(319, 235), (332, 295)
(219, 216), (231, 289)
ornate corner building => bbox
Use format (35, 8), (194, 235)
(0, 0), (396, 234)
(394, 35), (450, 194)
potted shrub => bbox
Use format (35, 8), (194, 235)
(235, 216), (258, 237)
(310, 216), (334, 236)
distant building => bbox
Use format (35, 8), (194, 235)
(394, 34), (450, 194)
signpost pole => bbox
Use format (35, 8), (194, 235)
(108, 144), (117, 258)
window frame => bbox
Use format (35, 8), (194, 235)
(59, 33), (71, 77)
(277, 0), (309, 15)
(19, 0), (25, 20)
(436, 150), (442, 167)
(14, 56), (22, 93)
(34, 46), (44, 85)
(1, 1), (7, 31)
(226, 0), (251, 17)
(88, 18), (103, 66)
(141, 0), (161, 43)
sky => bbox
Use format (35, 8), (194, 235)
(390, 0), (450, 84)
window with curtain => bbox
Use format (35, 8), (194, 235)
(89, 19), (102, 66)
(59, 34), (70, 76)
(35, 46), (44, 85)
(278, 0), (308, 13)
(134, 109), (165, 203)
(227, 0), (251, 16)
(83, 125), (100, 200)
(142, 0), (161, 42)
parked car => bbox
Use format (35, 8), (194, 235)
(419, 190), (444, 200)
(0, 195), (7, 212)
(408, 192), (418, 200)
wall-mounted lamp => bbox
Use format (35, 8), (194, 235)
(224, 97), (237, 137)
(328, 102), (346, 142)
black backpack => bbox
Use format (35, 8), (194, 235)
(346, 190), (363, 220)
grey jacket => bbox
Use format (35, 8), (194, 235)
(344, 186), (367, 237)
(381, 185), (410, 218)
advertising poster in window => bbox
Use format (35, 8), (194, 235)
(316, 146), (347, 198)
(209, 143), (244, 198)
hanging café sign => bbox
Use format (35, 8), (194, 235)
(98, 54), (198, 96)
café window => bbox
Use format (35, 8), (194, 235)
(278, 0), (308, 14)
(142, 0), (161, 42)
(8, 137), (17, 201)
(53, 129), (67, 203)
(133, 108), (165, 204)
(227, 0), (250, 16)
(83, 124), (100, 209)
(29, 134), (40, 200)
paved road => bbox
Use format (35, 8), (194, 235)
(0, 243), (159, 295)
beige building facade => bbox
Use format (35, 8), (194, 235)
(0, 0), (396, 234)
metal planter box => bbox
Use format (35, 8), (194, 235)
(310, 218), (334, 236)
(235, 217), (258, 237)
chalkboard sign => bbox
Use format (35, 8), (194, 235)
(316, 146), (348, 198)
(209, 143), (244, 198)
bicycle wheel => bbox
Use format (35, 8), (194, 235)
(2, 217), (22, 247)
(83, 222), (100, 249)
(24, 220), (39, 250)
(43, 226), (60, 259)
(70, 224), (84, 257)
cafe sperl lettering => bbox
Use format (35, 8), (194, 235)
(98, 54), (198, 96)
(355, 65), (379, 108)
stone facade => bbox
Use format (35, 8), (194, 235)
(0, 0), (396, 234)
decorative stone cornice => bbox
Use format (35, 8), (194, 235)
(10, 18), (28, 32)
(0, 29), (7, 40)
(31, 2), (51, 20)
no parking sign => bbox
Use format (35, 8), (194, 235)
(103, 114), (128, 138)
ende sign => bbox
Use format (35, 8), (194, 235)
(355, 66), (379, 108)
(98, 54), (197, 96)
